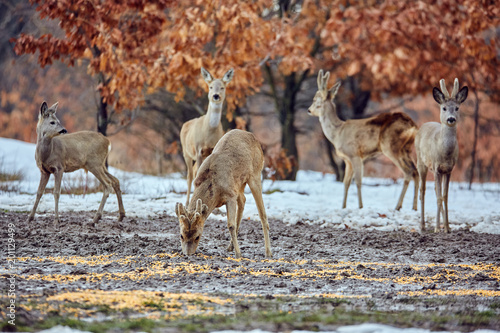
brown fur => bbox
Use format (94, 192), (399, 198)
(416, 78), (468, 233)
(180, 68), (234, 206)
(27, 101), (125, 226)
(308, 70), (419, 210)
(175, 129), (272, 259)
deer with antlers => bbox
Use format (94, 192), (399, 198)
(27, 101), (125, 227)
(416, 78), (468, 233)
(180, 67), (234, 206)
(308, 70), (419, 210)
(175, 129), (272, 259)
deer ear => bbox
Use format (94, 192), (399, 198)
(329, 81), (341, 100)
(201, 203), (209, 218)
(40, 101), (49, 118)
(432, 87), (445, 104)
(201, 67), (213, 84)
(222, 68), (234, 84)
(178, 215), (190, 232)
(49, 102), (59, 113)
(455, 86), (468, 104)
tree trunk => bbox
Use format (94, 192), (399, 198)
(279, 74), (299, 180)
(97, 96), (108, 136)
(468, 90), (480, 189)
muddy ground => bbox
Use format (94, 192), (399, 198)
(2, 210), (500, 332)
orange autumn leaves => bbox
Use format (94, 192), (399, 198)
(12, 0), (499, 117)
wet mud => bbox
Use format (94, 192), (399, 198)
(2, 210), (500, 331)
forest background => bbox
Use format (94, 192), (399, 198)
(1, 0), (499, 185)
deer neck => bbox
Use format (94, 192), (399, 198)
(439, 123), (458, 157)
(189, 180), (220, 214)
(36, 133), (56, 163)
(319, 100), (344, 141)
(205, 102), (223, 129)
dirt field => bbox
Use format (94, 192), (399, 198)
(1, 210), (500, 332)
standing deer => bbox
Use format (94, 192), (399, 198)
(27, 101), (125, 226)
(175, 129), (272, 259)
(180, 67), (234, 206)
(308, 70), (419, 210)
(416, 78), (468, 233)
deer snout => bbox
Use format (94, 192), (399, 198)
(446, 117), (456, 126)
(181, 241), (198, 256)
(59, 129), (68, 134)
(212, 94), (220, 101)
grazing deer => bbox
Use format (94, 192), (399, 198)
(308, 70), (419, 210)
(180, 67), (234, 206)
(175, 129), (272, 259)
(416, 78), (468, 233)
(27, 101), (125, 226)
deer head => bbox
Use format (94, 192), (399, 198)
(175, 199), (210, 255)
(308, 69), (341, 117)
(37, 101), (67, 138)
(201, 67), (234, 105)
(432, 78), (468, 127)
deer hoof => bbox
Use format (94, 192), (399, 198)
(27, 215), (34, 223)
(226, 242), (234, 252)
(118, 213), (125, 222)
(93, 213), (102, 224)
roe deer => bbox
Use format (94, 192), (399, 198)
(416, 78), (468, 233)
(27, 101), (125, 226)
(175, 129), (272, 259)
(308, 70), (419, 210)
(180, 67), (234, 206)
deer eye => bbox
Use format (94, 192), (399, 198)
(50, 121), (55, 125)
(455, 107), (458, 111)
(180, 235), (184, 241)
(443, 107), (446, 111)
(195, 236), (200, 241)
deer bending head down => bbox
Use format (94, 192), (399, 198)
(416, 78), (468, 233)
(27, 101), (125, 226)
(175, 129), (272, 259)
(308, 70), (419, 210)
(180, 67), (234, 206)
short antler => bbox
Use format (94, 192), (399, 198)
(439, 79), (450, 99)
(451, 78), (459, 98)
(175, 202), (186, 217)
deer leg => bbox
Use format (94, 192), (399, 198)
(227, 192), (246, 252)
(443, 174), (451, 233)
(342, 160), (354, 209)
(185, 156), (194, 206)
(105, 170), (126, 221)
(90, 168), (112, 225)
(417, 164), (428, 233)
(28, 171), (50, 222)
(412, 168), (419, 211)
(434, 172), (443, 233)
(226, 198), (241, 258)
(248, 178), (272, 258)
(53, 170), (64, 227)
(352, 157), (364, 209)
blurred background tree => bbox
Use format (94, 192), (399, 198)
(2, 0), (499, 183)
